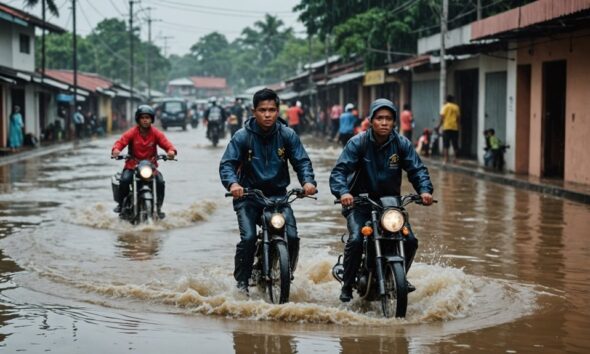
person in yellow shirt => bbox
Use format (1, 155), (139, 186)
(437, 94), (461, 163)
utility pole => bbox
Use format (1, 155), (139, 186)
(440, 0), (448, 109)
(129, 0), (135, 104)
(145, 7), (159, 100)
(477, 0), (482, 20)
(41, 0), (46, 78)
(160, 35), (173, 57)
(72, 0), (77, 137)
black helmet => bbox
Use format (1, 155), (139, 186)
(135, 104), (155, 123)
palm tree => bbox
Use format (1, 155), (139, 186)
(24, 0), (60, 76)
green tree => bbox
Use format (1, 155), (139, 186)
(24, 0), (59, 75)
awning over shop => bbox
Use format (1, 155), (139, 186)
(387, 55), (431, 74)
(0, 75), (16, 84)
(326, 72), (364, 85)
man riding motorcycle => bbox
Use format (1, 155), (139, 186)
(219, 88), (317, 294)
(111, 105), (177, 218)
(329, 98), (434, 302)
(204, 97), (227, 140)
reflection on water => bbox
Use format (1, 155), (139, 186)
(233, 331), (296, 354)
(116, 232), (162, 261)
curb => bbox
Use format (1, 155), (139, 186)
(426, 159), (590, 205)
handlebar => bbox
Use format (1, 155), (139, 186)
(111, 154), (177, 161)
(225, 188), (317, 203)
(334, 193), (437, 208)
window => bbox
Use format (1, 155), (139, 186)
(19, 34), (30, 54)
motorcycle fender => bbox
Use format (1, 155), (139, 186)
(384, 255), (404, 264)
(139, 186), (154, 200)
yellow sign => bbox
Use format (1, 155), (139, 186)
(364, 70), (385, 86)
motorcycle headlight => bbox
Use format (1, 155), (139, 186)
(139, 165), (153, 179)
(381, 209), (405, 233)
(270, 213), (286, 229)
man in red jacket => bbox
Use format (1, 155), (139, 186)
(111, 105), (177, 217)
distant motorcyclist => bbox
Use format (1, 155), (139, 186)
(204, 97), (227, 140)
(111, 105), (177, 218)
(228, 98), (245, 137)
(219, 88), (317, 294)
(329, 98), (434, 302)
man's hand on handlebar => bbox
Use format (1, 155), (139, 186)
(229, 183), (244, 199)
(111, 149), (121, 159)
(420, 192), (434, 206)
(302, 183), (316, 196)
(167, 150), (176, 160)
(340, 193), (354, 207)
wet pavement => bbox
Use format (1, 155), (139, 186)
(0, 125), (589, 353)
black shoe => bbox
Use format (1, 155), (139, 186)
(407, 281), (416, 293)
(339, 285), (353, 303)
(113, 204), (121, 213)
(237, 281), (249, 295)
(157, 211), (166, 219)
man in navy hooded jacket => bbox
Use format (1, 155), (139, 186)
(330, 98), (434, 302)
(220, 88), (317, 293)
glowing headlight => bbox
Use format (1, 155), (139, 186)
(139, 166), (153, 179)
(381, 209), (405, 232)
(270, 213), (286, 229)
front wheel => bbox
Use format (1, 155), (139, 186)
(381, 262), (408, 318)
(267, 241), (290, 304)
(140, 198), (154, 224)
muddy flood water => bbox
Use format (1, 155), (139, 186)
(1, 126), (589, 353)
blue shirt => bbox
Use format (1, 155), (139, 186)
(339, 112), (357, 134)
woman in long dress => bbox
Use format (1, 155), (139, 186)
(8, 105), (24, 151)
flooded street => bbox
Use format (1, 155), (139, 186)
(1, 126), (589, 353)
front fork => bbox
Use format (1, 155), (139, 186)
(132, 176), (138, 217)
(371, 210), (387, 296)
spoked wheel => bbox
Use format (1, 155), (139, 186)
(381, 262), (408, 318)
(267, 241), (290, 304)
(142, 199), (154, 224)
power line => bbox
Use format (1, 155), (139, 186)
(151, 0), (293, 15)
(78, 2), (131, 65)
(149, 0), (294, 18)
(108, 0), (125, 16)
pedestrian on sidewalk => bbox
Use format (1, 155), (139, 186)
(72, 106), (85, 139)
(338, 103), (356, 146)
(8, 105), (24, 152)
(400, 103), (414, 141)
(330, 103), (342, 141)
(437, 95), (461, 163)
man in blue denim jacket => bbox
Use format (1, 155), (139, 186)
(330, 98), (434, 302)
(220, 88), (317, 293)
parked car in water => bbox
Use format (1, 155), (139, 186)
(159, 99), (188, 131)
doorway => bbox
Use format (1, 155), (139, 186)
(456, 69), (479, 158)
(542, 60), (566, 178)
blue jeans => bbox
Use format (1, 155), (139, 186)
(233, 197), (299, 283)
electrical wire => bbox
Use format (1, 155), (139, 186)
(150, 0), (293, 15)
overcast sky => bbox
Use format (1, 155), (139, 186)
(7, 0), (305, 56)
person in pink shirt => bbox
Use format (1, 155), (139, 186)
(399, 103), (414, 141)
(330, 103), (342, 140)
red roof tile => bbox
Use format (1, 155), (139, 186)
(45, 70), (113, 92)
(189, 76), (227, 89)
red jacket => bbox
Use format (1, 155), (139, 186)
(112, 126), (177, 170)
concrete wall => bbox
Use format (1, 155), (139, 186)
(517, 29), (590, 184)
(10, 24), (35, 72)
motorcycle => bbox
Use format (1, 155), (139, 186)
(225, 188), (316, 304)
(111, 154), (175, 224)
(332, 193), (436, 318)
(207, 120), (222, 147)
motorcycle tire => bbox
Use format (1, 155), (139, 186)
(381, 262), (408, 318)
(140, 198), (153, 224)
(267, 241), (290, 304)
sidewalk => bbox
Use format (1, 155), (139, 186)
(0, 141), (78, 167)
(425, 157), (590, 204)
